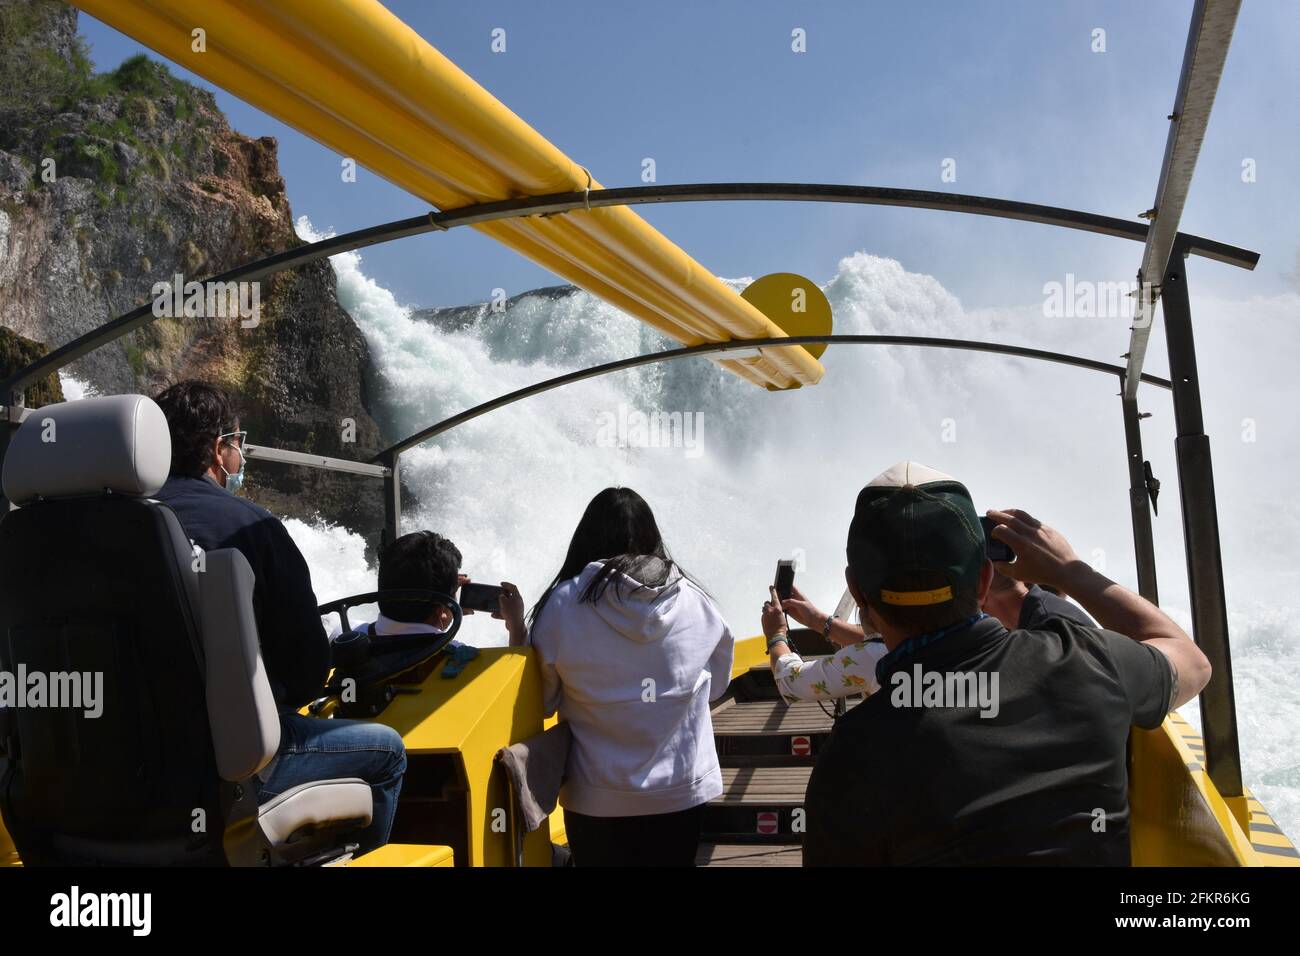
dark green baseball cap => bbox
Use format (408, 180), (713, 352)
(846, 461), (986, 606)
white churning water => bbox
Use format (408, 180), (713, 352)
(276, 217), (1300, 840)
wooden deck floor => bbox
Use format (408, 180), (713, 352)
(710, 698), (857, 736)
(713, 766), (813, 806)
(697, 671), (855, 866)
(696, 843), (803, 867)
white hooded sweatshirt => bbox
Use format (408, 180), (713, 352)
(529, 558), (735, 817)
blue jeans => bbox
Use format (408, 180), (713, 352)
(257, 713), (407, 857)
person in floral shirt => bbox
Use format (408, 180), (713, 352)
(761, 587), (887, 702)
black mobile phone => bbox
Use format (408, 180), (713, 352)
(979, 516), (1016, 564)
(459, 582), (504, 613)
(774, 559), (796, 602)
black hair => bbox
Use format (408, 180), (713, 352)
(378, 531), (463, 622)
(154, 380), (239, 478)
(527, 487), (702, 628)
(859, 568), (980, 637)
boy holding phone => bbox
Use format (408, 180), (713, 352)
(359, 531), (527, 644)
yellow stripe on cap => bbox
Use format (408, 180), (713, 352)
(880, 586), (954, 606)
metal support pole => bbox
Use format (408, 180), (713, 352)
(381, 454), (401, 553)
(243, 443), (391, 478)
(1162, 246), (1242, 802)
(377, 335), (1172, 462)
(0, 391), (25, 513)
(0, 426), (11, 513)
(1121, 393), (1160, 603)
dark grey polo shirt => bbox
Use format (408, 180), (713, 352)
(1019, 583), (1097, 631)
(803, 615), (1172, 866)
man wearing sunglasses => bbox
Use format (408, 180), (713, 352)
(154, 380), (405, 855)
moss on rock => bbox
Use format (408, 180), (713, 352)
(0, 326), (65, 407)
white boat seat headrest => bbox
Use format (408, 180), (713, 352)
(2, 394), (171, 505)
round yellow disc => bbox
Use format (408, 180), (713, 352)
(740, 272), (833, 360)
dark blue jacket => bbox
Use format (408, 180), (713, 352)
(155, 476), (329, 711)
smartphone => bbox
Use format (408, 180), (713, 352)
(459, 582), (504, 613)
(773, 559), (796, 602)
(979, 516), (1016, 564)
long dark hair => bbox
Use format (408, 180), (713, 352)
(528, 487), (700, 628)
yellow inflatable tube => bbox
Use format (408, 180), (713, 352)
(72, 0), (824, 390)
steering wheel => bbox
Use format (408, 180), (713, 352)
(318, 588), (463, 640)
(312, 589), (466, 717)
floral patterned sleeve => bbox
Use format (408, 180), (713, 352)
(771, 638), (888, 703)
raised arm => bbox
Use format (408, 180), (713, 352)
(987, 509), (1211, 710)
(496, 581), (529, 647)
(762, 588), (884, 702)
(781, 585), (866, 648)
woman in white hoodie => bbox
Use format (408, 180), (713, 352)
(527, 487), (734, 866)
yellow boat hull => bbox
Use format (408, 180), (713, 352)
(2, 635), (1294, 866)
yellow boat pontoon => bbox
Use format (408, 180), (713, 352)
(0, 0), (1295, 871)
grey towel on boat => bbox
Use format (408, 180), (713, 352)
(495, 721), (573, 832)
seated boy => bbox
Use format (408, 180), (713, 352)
(354, 531), (526, 644)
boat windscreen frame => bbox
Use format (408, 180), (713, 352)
(0, 0), (1252, 835)
(0, 181), (1250, 808)
(0, 183), (1257, 402)
(374, 334), (1172, 460)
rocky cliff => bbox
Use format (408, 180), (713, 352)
(0, 0), (386, 541)
(410, 284), (579, 331)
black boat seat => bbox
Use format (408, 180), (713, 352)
(197, 538), (373, 855)
(0, 394), (369, 865)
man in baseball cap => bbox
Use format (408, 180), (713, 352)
(803, 461), (1210, 866)
(845, 460), (987, 629)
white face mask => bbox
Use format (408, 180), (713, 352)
(217, 430), (247, 494)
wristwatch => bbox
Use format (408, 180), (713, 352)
(766, 630), (791, 652)
(822, 613), (838, 640)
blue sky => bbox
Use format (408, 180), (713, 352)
(76, 0), (1298, 312)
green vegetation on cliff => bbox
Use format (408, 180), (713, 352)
(0, 0), (93, 121)
(2, 1), (207, 208)
(0, 327), (64, 407)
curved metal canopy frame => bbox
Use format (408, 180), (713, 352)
(0, 0), (1254, 829)
(376, 334), (1172, 462)
(0, 182), (1257, 399)
(0, 180), (1251, 806)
